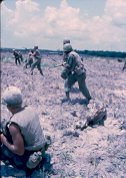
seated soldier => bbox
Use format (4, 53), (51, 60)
(0, 86), (50, 174)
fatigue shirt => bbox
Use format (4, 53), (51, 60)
(9, 106), (46, 151)
(13, 51), (19, 59)
(65, 51), (85, 75)
(63, 52), (67, 62)
(33, 49), (41, 61)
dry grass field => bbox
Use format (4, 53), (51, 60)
(1, 52), (126, 178)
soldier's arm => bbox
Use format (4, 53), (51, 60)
(32, 51), (36, 56)
(67, 55), (76, 71)
(0, 123), (25, 155)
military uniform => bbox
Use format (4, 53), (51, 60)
(61, 44), (91, 102)
(31, 47), (43, 76)
(18, 51), (24, 62)
(13, 50), (21, 65)
(24, 51), (34, 68)
(122, 60), (126, 71)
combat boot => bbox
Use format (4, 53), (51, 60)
(61, 92), (71, 104)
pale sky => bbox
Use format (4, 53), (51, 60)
(1, 0), (126, 51)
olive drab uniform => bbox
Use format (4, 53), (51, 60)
(61, 50), (91, 102)
(13, 50), (21, 65)
(18, 51), (24, 62)
(122, 60), (126, 71)
(31, 48), (44, 76)
(24, 50), (34, 68)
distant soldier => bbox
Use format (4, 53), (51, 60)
(122, 60), (126, 71)
(30, 46), (44, 76)
(61, 43), (92, 104)
(24, 50), (34, 69)
(13, 49), (21, 65)
(18, 51), (24, 62)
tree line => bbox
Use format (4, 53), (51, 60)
(1, 48), (126, 58)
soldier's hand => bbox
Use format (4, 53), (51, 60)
(0, 133), (7, 145)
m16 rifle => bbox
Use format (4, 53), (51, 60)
(53, 62), (67, 68)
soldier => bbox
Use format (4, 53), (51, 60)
(61, 43), (92, 104)
(1, 86), (49, 173)
(18, 51), (24, 62)
(13, 49), (21, 65)
(122, 60), (126, 71)
(24, 49), (34, 69)
(30, 46), (44, 76)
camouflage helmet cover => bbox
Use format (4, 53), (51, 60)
(63, 43), (73, 53)
(63, 39), (70, 45)
(34, 46), (38, 49)
(2, 86), (22, 106)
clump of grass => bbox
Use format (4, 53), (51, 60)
(59, 151), (73, 164)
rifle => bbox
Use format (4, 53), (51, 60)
(53, 63), (64, 67)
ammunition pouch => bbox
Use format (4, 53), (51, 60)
(26, 151), (43, 169)
(26, 135), (51, 169)
(74, 66), (86, 76)
(61, 68), (71, 79)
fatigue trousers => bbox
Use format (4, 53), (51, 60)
(31, 60), (43, 75)
(15, 57), (21, 65)
(24, 58), (33, 68)
(1, 144), (47, 170)
(0, 144), (33, 170)
(64, 72), (91, 100)
(122, 61), (126, 71)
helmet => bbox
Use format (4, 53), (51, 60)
(63, 43), (73, 52)
(2, 86), (22, 106)
(63, 39), (70, 45)
(34, 46), (38, 49)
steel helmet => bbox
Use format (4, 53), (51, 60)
(63, 43), (73, 52)
(2, 86), (22, 106)
(63, 39), (70, 45)
(34, 46), (38, 49)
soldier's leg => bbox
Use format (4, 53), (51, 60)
(31, 61), (37, 75)
(29, 59), (33, 67)
(122, 61), (126, 71)
(64, 74), (77, 101)
(1, 144), (30, 169)
(23, 61), (28, 69)
(17, 57), (21, 65)
(37, 62), (44, 76)
(20, 56), (24, 62)
(77, 74), (91, 101)
(15, 58), (17, 65)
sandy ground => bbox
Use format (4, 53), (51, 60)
(1, 54), (126, 178)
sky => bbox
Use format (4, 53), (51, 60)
(1, 0), (126, 51)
